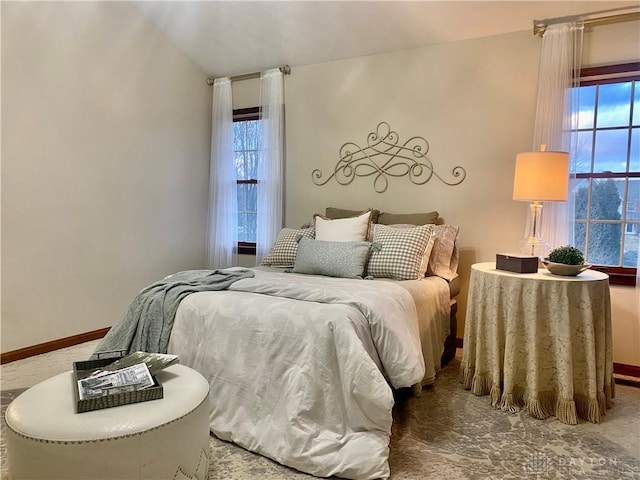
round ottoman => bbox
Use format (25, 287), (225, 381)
(5, 364), (210, 480)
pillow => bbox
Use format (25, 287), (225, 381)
(314, 210), (372, 242)
(325, 207), (380, 224)
(377, 211), (439, 226)
(386, 223), (437, 277)
(426, 224), (460, 281)
(366, 224), (436, 280)
(260, 227), (315, 267)
(292, 237), (372, 279)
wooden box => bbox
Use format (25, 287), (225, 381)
(496, 254), (539, 274)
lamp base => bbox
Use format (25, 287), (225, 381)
(518, 237), (550, 258)
(519, 201), (550, 258)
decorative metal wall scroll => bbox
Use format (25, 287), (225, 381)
(311, 122), (466, 193)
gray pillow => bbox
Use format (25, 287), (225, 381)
(377, 211), (439, 225)
(292, 237), (372, 279)
(325, 207), (380, 224)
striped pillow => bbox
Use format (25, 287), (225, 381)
(366, 224), (435, 280)
(260, 227), (315, 267)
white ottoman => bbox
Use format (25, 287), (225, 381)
(5, 364), (210, 480)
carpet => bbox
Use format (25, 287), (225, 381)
(2, 360), (639, 479)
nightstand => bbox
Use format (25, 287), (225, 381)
(460, 261), (613, 424)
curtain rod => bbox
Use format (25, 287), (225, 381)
(533, 8), (640, 36)
(206, 65), (291, 86)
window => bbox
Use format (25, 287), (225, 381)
(233, 107), (260, 255)
(571, 63), (640, 286)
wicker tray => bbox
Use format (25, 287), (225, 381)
(73, 354), (163, 413)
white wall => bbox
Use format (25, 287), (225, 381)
(1, 2), (212, 352)
(283, 30), (541, 355)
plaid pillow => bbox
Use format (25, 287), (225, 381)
(366, 224), (435, 280)
(260, 227), (315, 267)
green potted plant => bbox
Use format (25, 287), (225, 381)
(543, 245), (590, 276)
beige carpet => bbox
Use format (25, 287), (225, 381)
(2, 342), (639, 479)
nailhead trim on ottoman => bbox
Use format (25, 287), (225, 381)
(5, 364), (210, 480)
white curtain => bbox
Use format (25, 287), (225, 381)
(255, 69), (285, 265)
(532, 22), (584, 250)
(206, 77), (237, 269)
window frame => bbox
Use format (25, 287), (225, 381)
(573, 62), (639, 286)
(233, 107), (261, 256)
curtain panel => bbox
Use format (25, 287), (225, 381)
(532, 22), (584, 250)
(255, 69), (285, 265)
(206, 78), (238, 269)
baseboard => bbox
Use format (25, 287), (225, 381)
(1, 328), (109, 365)
(454, 338), (638, 380)
(613, 362), (640, 379)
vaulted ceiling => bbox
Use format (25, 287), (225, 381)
(133, 1), (639, 77)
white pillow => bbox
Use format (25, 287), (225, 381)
(314, 211), (372, 242)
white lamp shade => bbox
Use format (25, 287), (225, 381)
(512, 151), (569, 202)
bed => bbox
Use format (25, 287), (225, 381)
(94, 208), (460, 480)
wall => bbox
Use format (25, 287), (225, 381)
(284, 30), (541, 353)
(234, 22), (639, 366)
(1, 2), (212, 352)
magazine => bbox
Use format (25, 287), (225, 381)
(91, 351), (179, 377)
(78, 363), (154, 400)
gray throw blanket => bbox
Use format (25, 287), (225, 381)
(92, 268), (255, 357)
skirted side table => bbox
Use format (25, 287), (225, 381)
(460, 262), (613, 425)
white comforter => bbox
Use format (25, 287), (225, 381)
(167, 268), (448, 479)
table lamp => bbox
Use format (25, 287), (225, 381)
(513, 146), (569, 257)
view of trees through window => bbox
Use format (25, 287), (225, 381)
(234, 109), (260, 244)
(571, 64), (639, 271)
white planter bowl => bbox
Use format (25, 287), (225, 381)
(542, 259), (590, 276)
